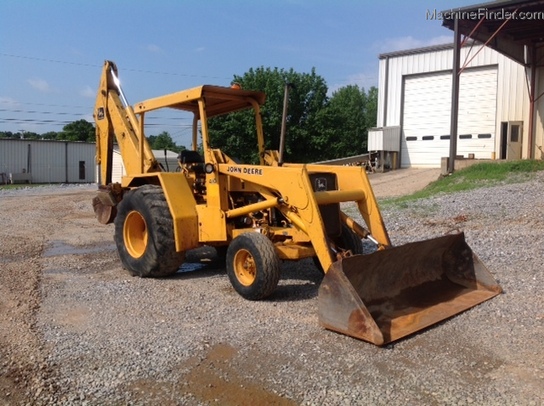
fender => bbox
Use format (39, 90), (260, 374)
(125, 173), (199, 252)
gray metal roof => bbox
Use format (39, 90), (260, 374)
(378, 40), (479, 60)
(441, 0), (544, 65)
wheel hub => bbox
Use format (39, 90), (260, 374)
(233, 249), (256, 286)
(124, 210), (148, 258)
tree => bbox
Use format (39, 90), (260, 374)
(22, 131), (41, 140)
(0, 131), (41, 139)
(318, 85), (378, 158)
(208, 67), (329, 163)
(0, 131), (17, 139)
(59, 119), (95, 142)
(41, 131), (59, 140)
(365, 87), (378, 131)
(147, 131), (182, 152)
(207, 67), (379, 163)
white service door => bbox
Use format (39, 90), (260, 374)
(402, 67), (497, 167)
(507, 122), (523, 160)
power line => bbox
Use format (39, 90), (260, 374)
(0, 103), (197, 130)
(0, 52), (232, 81)
(1, 52), (226, 142)
(0, 119), (74, 125)
(0, 119), (195, 128)
(0, 52), (375, 87)
(0, 100), (92, 110)
(0, 108), (88, 116)
(0, 107), (193, 121)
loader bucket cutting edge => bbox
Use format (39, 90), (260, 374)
(317, 232), (501, 346)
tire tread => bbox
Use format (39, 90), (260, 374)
(114, 185), (185, 277)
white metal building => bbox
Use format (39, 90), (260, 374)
(0, 138), (96, 183)
(111, 149), (180, 183)
(371, 42), (540, 168)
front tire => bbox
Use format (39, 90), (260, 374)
(226, 233), (280, 300)
(114, 185), (185, 277)
(313, 224), (364, 274)
(336, 224), (364, 255)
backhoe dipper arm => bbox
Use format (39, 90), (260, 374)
(93, 60), (160, 186)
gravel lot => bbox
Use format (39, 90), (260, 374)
(0, 169), (542, 405)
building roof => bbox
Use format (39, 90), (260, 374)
(113, 147), (179, 159)
(379, 1), (544, 64)
(378, 41), (477, 59)
(151, 149), (179, 159)
(441, 0), (544, 65)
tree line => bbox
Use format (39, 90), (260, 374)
(0, 119), (96, 143)
(1, 67), (377, 163)
(0, 122), (184, 153)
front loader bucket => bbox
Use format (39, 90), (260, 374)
(318, 233), (501, 345)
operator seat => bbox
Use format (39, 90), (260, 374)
(178, 150), (205, 174)
(178, 150), (204, 164)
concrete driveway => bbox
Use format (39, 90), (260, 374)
(368, 167), (442, 198)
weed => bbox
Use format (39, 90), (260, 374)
(380, 160), (544, 208)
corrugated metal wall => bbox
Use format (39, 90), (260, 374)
(537, 69), (544, 159)
(111, 149), (179, 184)
(368, 127), (400, 151)
(376, 44), (531, 163)
(112, 151), (126, 184)
(0, 139), (96, 183)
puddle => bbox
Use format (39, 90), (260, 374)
(43, 240), (116, 257)
(42, 241), (222, 274)
(178, 262), (208, 273)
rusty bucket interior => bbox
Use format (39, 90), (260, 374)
(318, 232), (502, 346)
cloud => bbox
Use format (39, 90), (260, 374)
(70, 47), (85, 57)
(0, 96), (20, 106)
(346, 72), (379, 89)
(375, 35), (453, 53)
(145, 44), (163, 53)
(329, 73), (378, 95)
(195, 47), (205, 53)
(80, 85), (95, 98)
(27, 78), (51, 92)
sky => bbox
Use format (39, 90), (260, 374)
(0, 0), (478, 148)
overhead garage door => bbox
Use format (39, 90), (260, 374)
(401, 67), (497, 167)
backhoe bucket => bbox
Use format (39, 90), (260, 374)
(318, 233), (501, 345)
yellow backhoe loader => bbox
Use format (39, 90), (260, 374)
(92, 60), (501, 346)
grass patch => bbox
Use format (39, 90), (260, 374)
(381, 160), (544, 206)
(0, 183), (45, 190)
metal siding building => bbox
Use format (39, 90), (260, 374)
(111, 149), (179, 184)
(0, 139), (96, 183)
(375, 43), (532, 168)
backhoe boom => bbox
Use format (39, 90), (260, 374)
(94, 60), (160, 186)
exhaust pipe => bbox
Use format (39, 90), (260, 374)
(278, 83), (294, 166)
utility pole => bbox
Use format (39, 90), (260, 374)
(448, 17), (461, 174)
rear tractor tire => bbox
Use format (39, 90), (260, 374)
(226, 232), (280, 300)
(114, 185), (185, 277)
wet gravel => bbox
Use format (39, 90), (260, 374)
(1, 172), (543, 405)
